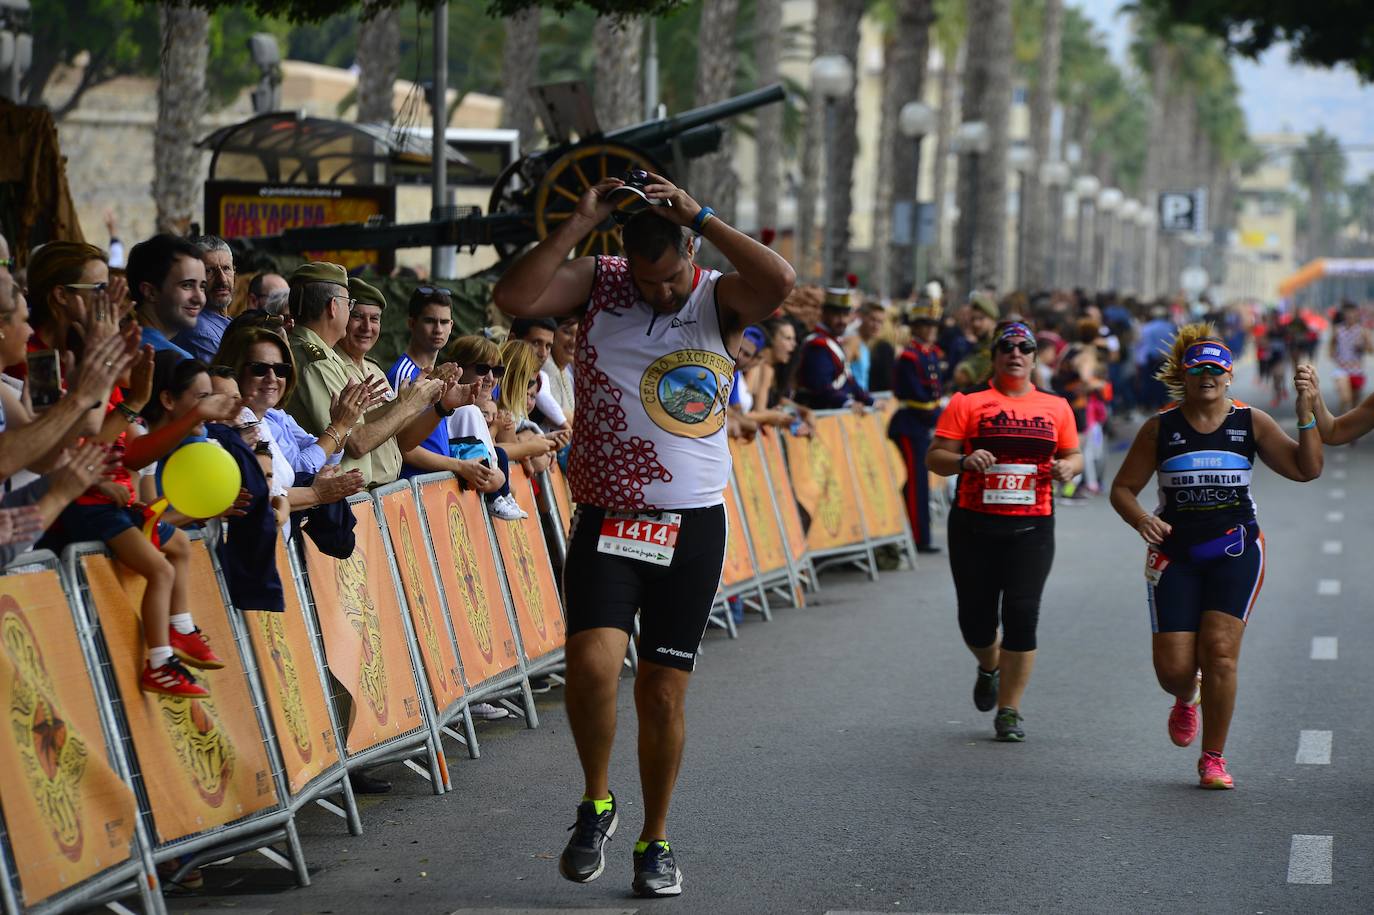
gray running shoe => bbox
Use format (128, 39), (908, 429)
(632, 840), (684, 897)
(559, 794), (617, 883)
(973, 666), (999, 712)
(994, 706), (1025, 742)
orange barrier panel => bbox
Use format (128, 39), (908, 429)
(547, 459), (575, 536)
(377, 488), (466, 713)
(490, 465), (566, 663)
(301, 500), (424, 756)
(842, 412), (908, 539)
(729, 437), (787, 576)
(418, 480), (520, 686)
(245, 544), (341, 795)
(784, 417), (866, 552)
(761, 431), (808, 563)
(720, 482), (756, 587)
(0, 570), (137, 906)
(83, 549), (276, 841)
(871, 399), (908, 489)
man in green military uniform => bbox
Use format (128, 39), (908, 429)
(952, 291), (1000, 392)
(284, 263), (447, 488)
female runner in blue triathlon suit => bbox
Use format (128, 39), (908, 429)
(1110, 325), (1323, 789)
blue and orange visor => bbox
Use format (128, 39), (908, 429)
(1182, 342), (1233, 372)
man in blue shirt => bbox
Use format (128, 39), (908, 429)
(125, 234), (203, 359)
(174, 236), (235, 363)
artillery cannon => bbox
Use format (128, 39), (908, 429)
(232, 83), (785, 264)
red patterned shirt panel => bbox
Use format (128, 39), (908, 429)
(934, 386), (1078, 517)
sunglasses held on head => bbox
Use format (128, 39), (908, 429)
(995, 340), (1037, 356)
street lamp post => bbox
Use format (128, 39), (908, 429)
(953, 120), (990, 300)
(1137, 207), (1157, 299)
(1095, 186), (1122, 291)
(1072, 175), (1100, 288)
(810, 54), (855, 285)
(898, 101), (937, 293)
(1117, 198), (1140, 291)
(1007, 145), (1036, 292)
(1040, 161), (1071, 290)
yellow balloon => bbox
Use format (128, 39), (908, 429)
(162, 442), (242, 519)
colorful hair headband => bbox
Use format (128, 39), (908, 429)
(742, 326), (767, 351)
(1182, 341), (1233, 372)
(996, 322), (1034, 345)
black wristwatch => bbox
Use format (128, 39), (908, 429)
(434, 403), (455, 418)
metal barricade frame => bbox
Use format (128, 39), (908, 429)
(0, 551), (164, 915)
(61, 537), (309, 889)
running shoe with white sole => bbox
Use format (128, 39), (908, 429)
(469, 701), (510, 720)
(559, 794), (617, 883)
(632, 840), (683, 897)
(1198, 752), (1235, 789)
(1168, 675), (1202, 747)
(490, 494), (528, 521)
(994, 706), (1025, 742)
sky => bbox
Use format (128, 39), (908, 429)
(1074, 0), (1374, 180)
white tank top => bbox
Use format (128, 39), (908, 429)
(569, 256), (734, 511)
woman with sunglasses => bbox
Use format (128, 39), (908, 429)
(928, 321), (1083, 742)
(1110, 326), (1322, 789)
(5, 241), (128, 378)
(214, 327), (371, 514)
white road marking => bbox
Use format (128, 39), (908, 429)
(1287, 834), (1333, 885)
(1317, 579), (1341, 596)
(1322, 540), (1344, 555)
(1326, 511), (1344, 523)
(1329, 488), (1346, 499)
(1334, 451), (1347, 463)
(1297, 730), (1333, 765)
(1311, 637), (1338, 660)
(1332, 468), (1348, 480)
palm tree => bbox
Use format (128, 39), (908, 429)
(929, 0), (966, 278)
(820, 0), (865, 284)
(1022, 0), (1062, 291)
(953, 0), (1012, 298)
(690, 0), (743, 226)
(753, 0), (784, 236)
(594, 15), (644, 131)
(1295, 128), (1347, 260)
(356, 3), (400, 125)
(877, 0), (936, 298)
(500, 6), (542, 146)
(153, 0), (209, 234)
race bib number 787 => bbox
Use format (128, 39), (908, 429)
(982, 463), (1036, 505)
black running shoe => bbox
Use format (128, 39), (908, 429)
(973, 666), (999, 712)
(994, 706), (1025, 742)
(632, 840), (683, 897)
(559, 794), (617, 883)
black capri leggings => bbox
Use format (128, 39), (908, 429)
(947, 507), (1055, 652)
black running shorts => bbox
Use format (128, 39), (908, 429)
(562, 503), (727, 672)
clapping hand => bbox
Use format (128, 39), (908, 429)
(0, 506), (45, 547)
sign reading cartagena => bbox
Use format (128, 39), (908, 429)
(205, 181), (396, 272)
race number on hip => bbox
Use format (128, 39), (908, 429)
(597, 510), (682, 566)
(982, 463), (1037, 506)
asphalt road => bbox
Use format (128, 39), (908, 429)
(169, 364), (1372, 915)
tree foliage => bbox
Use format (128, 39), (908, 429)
(1136, 0), (1374, 82)
(170, 0), (689, 26)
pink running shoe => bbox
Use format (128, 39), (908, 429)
(1197, 752), (1235, 789)
(1168, 677), (1202, 747)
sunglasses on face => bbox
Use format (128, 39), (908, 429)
(471, 363), (505, 378)
(245, 360), (293, 380)
(1186, 364), (1228, 376)
(995, 340), (1037, 355)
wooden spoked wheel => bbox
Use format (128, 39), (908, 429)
(533, 143), (664, 258)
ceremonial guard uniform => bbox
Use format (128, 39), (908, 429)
(889, 300), (946, 551)
(796, 286), (873, 409)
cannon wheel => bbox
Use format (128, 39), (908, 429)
(534, 143), (665, 258)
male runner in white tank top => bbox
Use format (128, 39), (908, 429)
(494, 172), (794, 897)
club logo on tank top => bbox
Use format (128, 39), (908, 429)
(640, 349), (735, 438)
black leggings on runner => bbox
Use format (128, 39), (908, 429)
(947, 507), (1055, 652)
